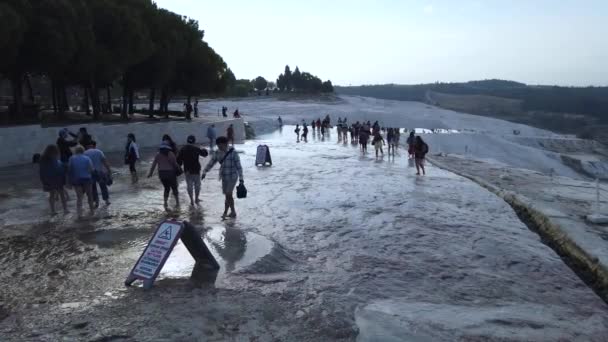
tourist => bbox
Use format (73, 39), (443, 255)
(233, 108), (240, 118)
(184, 102), (193, 120)
(57, 128), (78, 163)
(311, 120), (316, 130)
(227, 124), (235, 146)
(84, 141), (112, 207)
(222, 106), (228, 117)
(359, 129), (369, 153)
(39, 144), (68, 215)
(387, 128), (395, 155)
(177, 135), (209, 206)
(194, 99), (199, 117)
(201, 136), (244, 220)
(394, 128), (401, 151)
(148, 143), (181, 208)
(302, 123), (309, 142)
(372, 131), (385, 158)
(316, 118), (321, 130)
(414, 136), (429, 176)
(294, 124), (301, 142)
(78, 127), (93, 147)
(68, 146), (95, 216)
(207, 124), (217, 151)
(162, 134), (178, 154)
(125, 133), (140, 183)
(278, 116), (283, 126)
(407, 131), (416, 159)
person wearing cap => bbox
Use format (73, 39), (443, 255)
(202, 136), (244, 219)
(177, 135), (209, 206)
(56, 128), (78, 163)
(148, 142), (181, 207)
(84, 141), (112, 207)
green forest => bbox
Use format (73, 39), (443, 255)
(336, 80), (608, 122)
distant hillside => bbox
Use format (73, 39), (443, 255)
(335, 80), (608, 122)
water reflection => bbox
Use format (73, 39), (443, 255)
(213, 225), (247, 272)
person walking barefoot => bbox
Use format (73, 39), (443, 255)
(372, 131), (385, 159)
(68, 146), (95, 216)
(294, 124), (301, 142)
(85, 141), (112, 207)
(39, 144), (68, 215)
(148, 143), (181, 208)
(125, 133), (140, 183)
(414, 136), (429, 175)
(202, 137), (244, 220)
(177, 135), (208, 206)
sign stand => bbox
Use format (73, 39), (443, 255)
(125, 220), (219, 289)
(255, 145), (272, 166)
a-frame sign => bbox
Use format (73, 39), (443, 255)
(125, 220), (219, 289)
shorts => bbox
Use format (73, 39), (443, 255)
(72, 178), (92, 186)
(129, 160), (136, 173)
(222, 178), (238, 195)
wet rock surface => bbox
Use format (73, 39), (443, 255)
(0, 127), (607, 341)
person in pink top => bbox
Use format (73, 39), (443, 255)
(148, 143), (182, 208)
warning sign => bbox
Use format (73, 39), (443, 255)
(125, 220), (220, 289)
(130, 221), (184, 282)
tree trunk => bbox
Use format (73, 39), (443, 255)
(51, 80), (58, 115)
(148, 87), (155, 118)
(90, 81), (101, 120)
(24, 74), (34, 103)
(106, 87), (111, 114)
(128, 88), (134, 115)
(10, 74), (23, 119)
(83, 86), (91, 116)
(160, 85), (169, 118)
(120, 75), (128, 120)
(60, 85), (69, 113)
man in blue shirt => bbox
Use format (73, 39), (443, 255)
(84, 141), (112, 207)
(206, 124), (217, 151)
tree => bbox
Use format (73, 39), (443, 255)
(267, 81), (276, 90)
(292, 66), (302, 91)
(284, 65), (292, 91)
(254, 76), (268, 91)
(322, 80), (334, 93)
(277, 73), (286, 91)
(1, 0), (231, 122)
(0, 0), (31, 117)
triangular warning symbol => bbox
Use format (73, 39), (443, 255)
(158, 226), (172, 240)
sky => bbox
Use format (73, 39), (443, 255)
(154, 0), (608, 86)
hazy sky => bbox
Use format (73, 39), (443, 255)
(154, 0), (607, 86)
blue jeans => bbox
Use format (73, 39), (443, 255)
(92, 172), (109, 202)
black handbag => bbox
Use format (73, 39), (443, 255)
(236, 182), (247, 199)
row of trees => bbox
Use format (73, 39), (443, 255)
(0, 0), (230, 120)
(276, 66), (333, 93)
